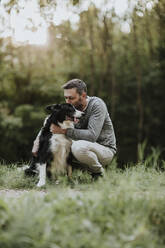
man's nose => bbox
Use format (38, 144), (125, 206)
(66, 99), (71, 104)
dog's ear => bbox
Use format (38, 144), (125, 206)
(46, 104), (61, 113)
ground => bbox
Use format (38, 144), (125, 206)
(0, 162), (165, 248)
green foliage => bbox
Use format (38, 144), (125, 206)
(0, 164), (37, 189)
(0, 104), (46, 162)
(72, 0), (79, 5)
(0, 0), (165, 163)
(137, 140), (163, 168)
(1, 157), (165, 247)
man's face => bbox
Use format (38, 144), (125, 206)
(64, 88), (85, 110)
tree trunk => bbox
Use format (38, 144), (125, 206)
(87, 11), (96, 96)
(102, 14), (116, 117)
(132, 14), (144, 160)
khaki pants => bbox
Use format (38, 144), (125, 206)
(71, 140), (114, 173)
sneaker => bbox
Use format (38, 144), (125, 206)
(92, 167), (105, 180)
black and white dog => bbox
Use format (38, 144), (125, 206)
(25, 103), (83, 187)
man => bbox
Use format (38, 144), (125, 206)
(32, 79), (116, 177)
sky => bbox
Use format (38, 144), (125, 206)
(0, 0), (154, 45)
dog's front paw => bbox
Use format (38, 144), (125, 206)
(37, 180), (45, 187)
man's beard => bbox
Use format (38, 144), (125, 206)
(75, 102), (84, 111)
(74, 97), (84, 111)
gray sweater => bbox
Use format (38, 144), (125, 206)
(66, 96), (116, 153)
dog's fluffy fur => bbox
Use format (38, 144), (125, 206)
(25, 103), (83, 187)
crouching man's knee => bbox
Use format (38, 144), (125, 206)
(71, 140), (88, 159)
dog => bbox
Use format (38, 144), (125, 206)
(25, 103), (83, 187)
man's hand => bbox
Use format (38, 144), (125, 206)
(32, 137), (39, 157)
(50, 124), (67, 135)
(32, 150), (38, 157)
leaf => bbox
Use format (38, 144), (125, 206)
(73, 0), (79, 5)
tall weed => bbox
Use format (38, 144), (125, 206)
(137, 141), (162, 168)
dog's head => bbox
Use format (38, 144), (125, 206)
(46, 103), (83, 128)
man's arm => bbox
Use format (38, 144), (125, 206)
(32, 132), (41, 156)
(66, 100), (106, 142)
(32, 116), (49, 156)
(50, 125), (66, 135)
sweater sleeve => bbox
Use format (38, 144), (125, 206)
(66, 100), (106, 142)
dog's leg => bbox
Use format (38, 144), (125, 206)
(37, 163), (46, 187)
(67, 165), (72, 178)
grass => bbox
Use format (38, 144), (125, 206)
(0, 155), (165, 248)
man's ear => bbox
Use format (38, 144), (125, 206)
(82, 91), (87, 98)
(46, 104), (61, 113)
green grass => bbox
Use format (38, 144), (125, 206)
(0, 157), (165, 248)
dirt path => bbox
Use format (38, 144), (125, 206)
(0, 189), (47, 198)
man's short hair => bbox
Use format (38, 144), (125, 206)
(62, 79), (87, 95)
